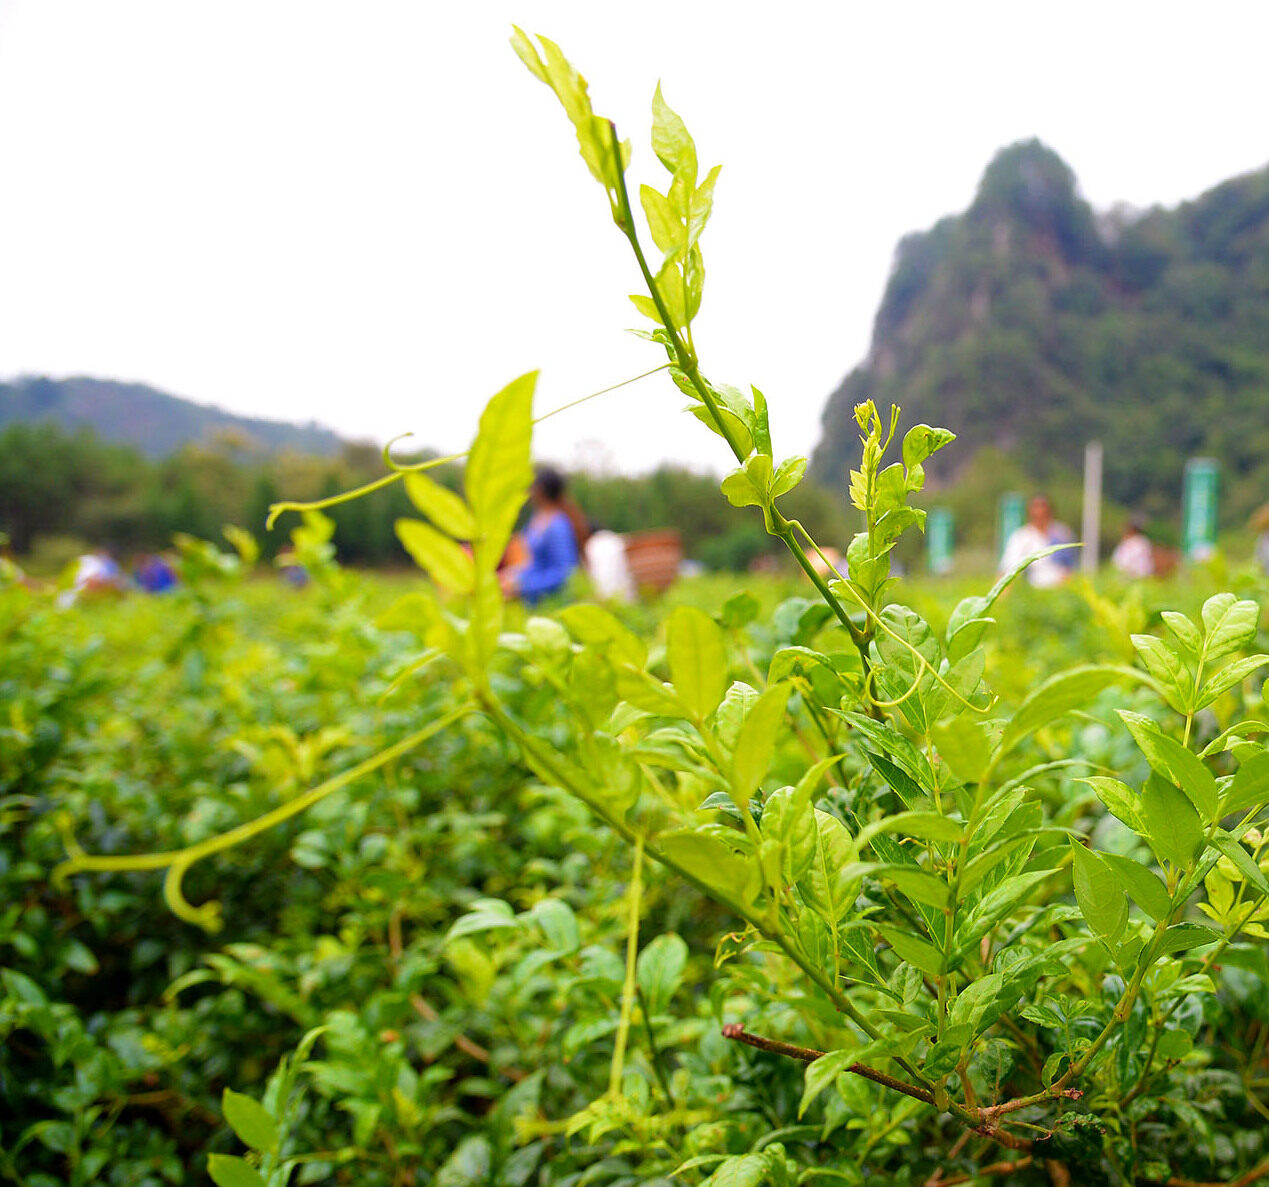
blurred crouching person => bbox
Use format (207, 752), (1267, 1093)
(500, 465), (586, 604)
(1111, 519), (1154, 579)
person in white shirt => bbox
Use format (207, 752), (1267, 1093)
(999, 495), (1078, 587)
(1111, 519), (1154, 579)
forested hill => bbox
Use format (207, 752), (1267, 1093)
(0, 376), (345, 458)
(810, 142), (1269, 522)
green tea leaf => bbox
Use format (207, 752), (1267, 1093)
(732, 683), (790, 800)
(465, 372), (536, 573)
(1082, 776), (1146, 835)
(931, 717), (995, 785)
(761, 785), (817, 883)
(1161, 610), (1202, 661)
(659, 829), (756, 908)
(1140, 773), (1204, 867)
(668, 605), (728, 720)
(720, 467), (763, 508)
(875, 864), (952, 909)
(1119, 711), (1218, 822)
(208, 1155), (266, 1187)
(688, 164), (722, 246)
(650, 82), (697, 186)
(902, 423), (956, 471)
(1157, 923), (1221, 955)
(1201, 594), (1260, 663)
(1200, 720), (1269, 759)
(532, 899), (580, 954)
(853, 811), (964, 852)
(799, 1049), (853, 1117)
(559, 603), (647, 668)
(222, 1088), (278, 1154)
(946, 616), (993, 665)
(1100, 853), (1171, 921)
(771, 456), (807, 498)
(948, 972), (1004, 1036)
(1070, 843), (1128, 947)
(395, 519), (476, 594)
(403, 471), (477, 539)
(704, 1153), (771, 1187)
(866, 750), (933, 812)
(1130, 634), (1192, 714)
(636, 933), (688, 1015)
(1196, 654), (1269, 710)
(875, 925), (945, 977)
(800, 811), (857, 925)
(640, 183), (681, 256)
(1000, 666), (1144, 756)
(720, 590), (760, 630)
(1211, 831), (1269, 896)
(615, 667), (685, 716)
(1221, 750), (1269, 816)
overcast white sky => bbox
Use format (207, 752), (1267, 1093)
(1, 2), (1266, 475)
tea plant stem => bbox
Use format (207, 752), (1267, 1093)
(54, 709), (469, 929)
(602, 123), (873, 670)
(1125, 887), (1269, 1105)
(610, 834), (644, 1098)
(636, 987), (677, 1108)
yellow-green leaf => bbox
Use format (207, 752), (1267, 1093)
(395, 519), (475, 594)
(465, 372), (536, 573)
(731, 684), (790, 801)
(404, 471), (476, 539)
(1071, 842), (1128, 946)
(222, 1088), (278, 1154)
(667, 605), (728, 720)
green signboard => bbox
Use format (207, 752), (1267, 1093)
(998, 493), (1025, 564)
(927, 507), (954, 575)
(1182, 458), (1219, 560)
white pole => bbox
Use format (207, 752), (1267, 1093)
(1082, 440), (1103, 576)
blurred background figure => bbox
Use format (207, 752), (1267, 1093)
(585, 529), (635, 600)
(501, 465), (583, 604)
(1111, 518), (1154, 579)
(1253, 503), (1269, 575)
(999, 495), (1078, 587)
(58, 546), (126, 607)
(133, 552), (178, 593)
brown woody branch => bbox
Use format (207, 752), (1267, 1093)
(926, 1157), (1034, 1186)
(721, 1023), (935, 1105)
(721, 1024), (1041, 1154)
(1161, 1156), (1269, 1187)
(387, 906), (524, 1081)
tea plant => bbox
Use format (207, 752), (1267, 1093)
(32, 31), (1269, 1187)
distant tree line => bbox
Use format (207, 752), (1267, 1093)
(0, 421), (863, 573)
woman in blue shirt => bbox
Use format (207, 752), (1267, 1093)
(501, 466), (582, 604)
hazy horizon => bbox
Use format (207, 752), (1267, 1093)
(2, 1), (1267, 475)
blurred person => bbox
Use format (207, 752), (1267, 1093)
(1253, 502), (1269, 575)
(999, 495), (1078, 587)
(58, 546), (126, 607)
(134, 551), (178, 593)
(501, 465), (581, 604)
(1111, 518), (1154, 579)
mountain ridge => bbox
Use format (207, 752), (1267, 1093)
(811, 141), (1269, 525)
(0, 375), (347, 458)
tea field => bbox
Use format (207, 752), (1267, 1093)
(3, 548), (1268, 1186)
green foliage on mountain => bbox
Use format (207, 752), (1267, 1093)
(812, 141), (1269, 526)
(0, 375), (345, 458)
